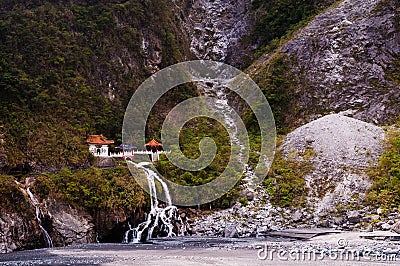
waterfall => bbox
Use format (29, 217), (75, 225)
(26, 187), (53, 248)
(123, 162), (186, 243)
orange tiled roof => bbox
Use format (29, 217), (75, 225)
(145, 138), (162, 147)
(86, 134), (114, 145)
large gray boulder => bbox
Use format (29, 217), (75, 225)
(48, 203), (96, 246)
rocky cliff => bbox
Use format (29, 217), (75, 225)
(0, 177), (96, 253)
(249, 0), (399, 127)
(1, 0), (399, 252)
(0, 212), (42, 253)
(193, 0), (400, 237)
(174, 0), (252, 64)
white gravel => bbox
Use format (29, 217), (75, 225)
(283, 114), (385, 169)
(282, 114), (385, 220)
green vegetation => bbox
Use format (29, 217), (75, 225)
(0, 175), (32, 214)
(365, 125), (400, 209)
(251, 0), (334, 54)
(32, 166), (145, 213)
(263, 141), (314, 207)
(0, 0), (189, 172)
(248, 54), (298, 134)
(155, 117), (242, 208)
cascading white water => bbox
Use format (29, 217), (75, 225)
(123, 161), (186, 243)
(26, 187), (53, 248)
(200, 84), (262, 195)
(184, 0), (267, 194)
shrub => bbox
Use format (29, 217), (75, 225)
(263, 144), (313, 207)
(365, 125), (400, 209)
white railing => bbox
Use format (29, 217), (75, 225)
(92, 150), (167, 158)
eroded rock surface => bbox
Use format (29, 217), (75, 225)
(48, 203), (96, 246)
(0, 212), (41, 254)
(193, 114), (388, 236)
(174, 0), (252, 63)
(282, 0), (400, 124)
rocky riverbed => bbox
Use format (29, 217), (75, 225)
(1, 232), (399, 265)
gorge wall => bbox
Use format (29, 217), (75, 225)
(249, 0), (400, 128)
(1, 0), (399, 253)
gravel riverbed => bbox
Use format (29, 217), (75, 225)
(1, 232), (399, 265)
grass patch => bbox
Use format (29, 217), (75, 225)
(365, 122), (400, 209)
(263, 138), (314, 207)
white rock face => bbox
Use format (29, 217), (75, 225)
(174, 0), (251, 62)
(282, 0), (400, 124)
(282, 114), (385, 221)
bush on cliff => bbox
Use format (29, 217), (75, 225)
(32, 166), (145, 213)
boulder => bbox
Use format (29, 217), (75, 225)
(246, 192), (254, 201)
(223, 225), (238, 238)
(390, 221), (400, 234)
(347, 210), (360, 224)
(291, 211), (303, 222)
(381, 223), (391, 231)
(365, 224), (374, 232)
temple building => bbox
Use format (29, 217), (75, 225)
(86, 134), (114, 157)
(86, 135), (164, 162)
(145, 138), (163, 161)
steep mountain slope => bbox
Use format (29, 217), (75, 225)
(0, 0), (191, 173)
(249, 0), (400, 129)
(0, 1), (194, 251)
(1, 0), (399, 253)
(192, 0), (399, 237)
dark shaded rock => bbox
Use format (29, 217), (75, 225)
(318, 220), (331, 228)
(347, 210), (360, 224)
(0, 212), (42, 253)
(0, 152), (7, 174)
(390, 221), (400, 234)
(246, 192), (254, 201)
(224, 226), (238, 238)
